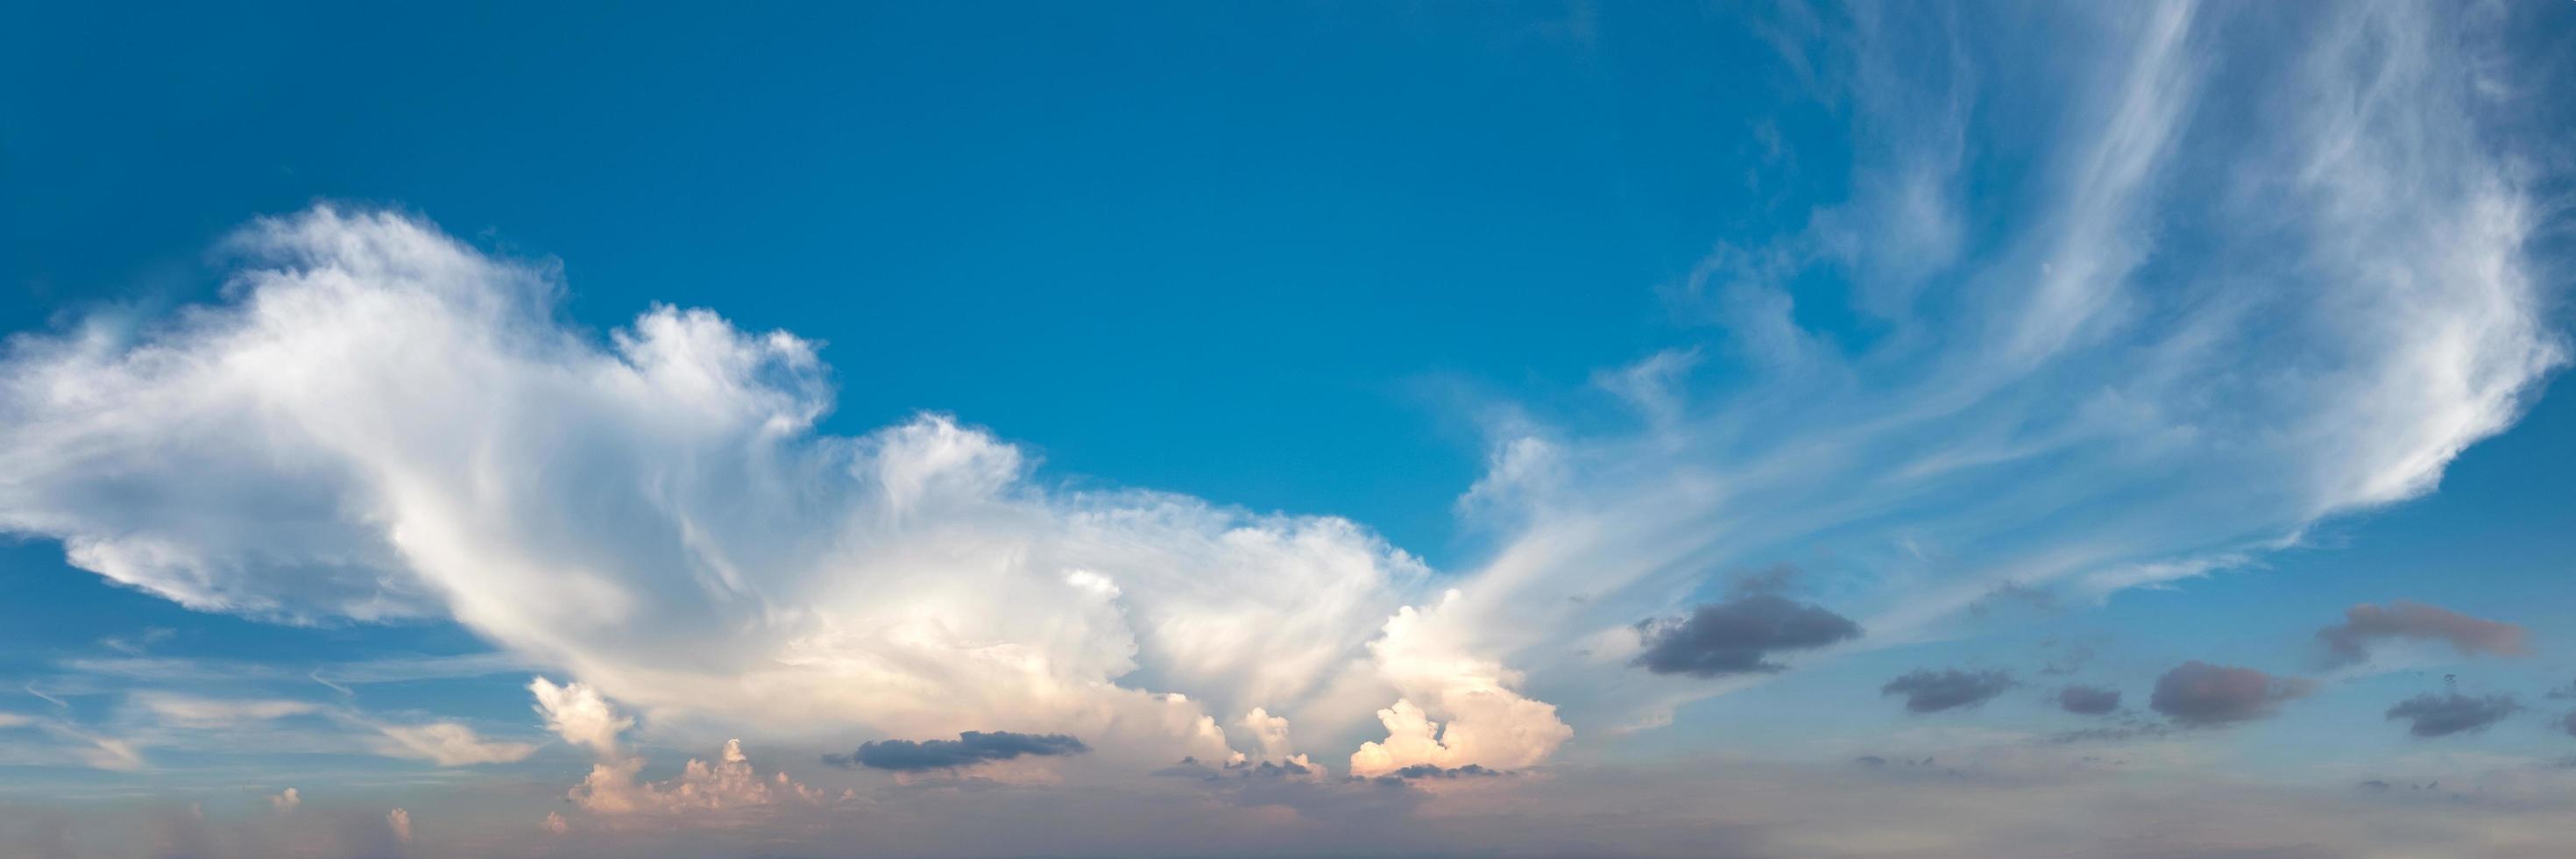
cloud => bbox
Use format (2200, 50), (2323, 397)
(0, 205), (1463, 768)
(367, 721), (539, 766)
(570, 738), (828, 819)
(1630, 593), (1863, 677)
(2148, 661), (2313, 726)
(386, 808), (412, 842)
(1348, 593), (1573, 777)
(1881, 670), (2013, 713)
(1238, 706), (1297, 762)
(268, 788), (300, 814)
(1378, 763), (1508, 781)
(2384, 692), (2520, 738)
(821, 731), (1091, 772)
(128, 692), (318, 728)
(2315, 600), (2529, 667)
(0, 0), (2558, 794)
(2057, 685), (2121, 716)
(1401, 0), (2567, 738)
(529, 678), (631, 756)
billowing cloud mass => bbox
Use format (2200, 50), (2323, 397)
(386, 808), (412, 843)
(2384, 692), (2520, 738)
(529, 678), (631, 756)
(1630, 594), (1862, 677)
(267, 788), (298, 814)
(2316, 600), (2529, 667)
(1881, 670), (2014, 713)
(570, 738), (826, 818)
(2057, 685), (2121, 716)
(2148, 662), (2313, 726)
(0, 206), (1473, 767)
(822, 731), (1089, 772)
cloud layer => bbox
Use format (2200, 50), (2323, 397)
(824, 731), (1091, 772)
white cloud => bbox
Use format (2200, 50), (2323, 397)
(529, 678), (632, 756)
(0, 4), (2554, 785)
(1431, 0), (2565, 734)
(0, 210), (1457, 764)
(129, 692), (319, 728)
(567, 738), (826, 820)
(387, 807), (413, 842)
(367, 721), (539, 766)
(1350, 593), (1571, 776)
(269, 787), (300, 814)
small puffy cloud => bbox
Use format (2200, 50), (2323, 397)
(2316, 600), (2528, 667)
(369, 721), (539, 766)
(2148, 661), (2313, 726)
(529, 678), (631, 756)
(1881, 670), (2014, 713)
(542, 811), (568, 834)
(386, 808), (412, 842)
(822, 731), (1090, 772)
(268, 788), (300, 814)
(2058, 685), (2121, 716)
(1631, 593), (1863, 678)
(2384, 692), (2519, 738)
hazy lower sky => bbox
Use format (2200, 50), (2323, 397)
(5, 3), (2576, 857)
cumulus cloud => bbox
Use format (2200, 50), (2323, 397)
(1881, 670), (2013, 713)
(570, 738), (826, 818)
(2057, 685), (2121, 716)
(268, 788), (299, 814)
(2384, 692), (2520, 738)
(2316, 600), (2529, 667)
(821, 731), (1090, 772)
(2148, 662), (2313, 726)
(387, 808), (412, 842)
(0, 205), (1471, 768)
(1348, 593), (1573, 777)
(541, 812), (568, 835)
(528, 678), (631, 756)
(1630, 593), (1862, 677)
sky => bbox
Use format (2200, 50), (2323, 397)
(3, 2), (2576, 857)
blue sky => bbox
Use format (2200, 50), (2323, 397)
(4, 3), (2576, 857)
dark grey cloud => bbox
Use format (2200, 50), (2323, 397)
(2383, 692), (2519, 738)
(2315, 600), (2528, 667)
(2148, 661), (2314, 726)
(1880, 669), (2013, 713)
(1631, 593), (1862, 677)
(823, 730), (1089, 771)
(1152, 756), (1313, 781)
(2058, 685), (2122, 715)
(1389, 763), (1504, 779)
(1367, 763), (1510, 786)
